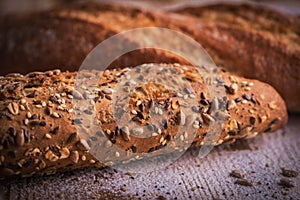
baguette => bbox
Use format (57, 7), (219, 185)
(171, 3), (300, 112)
(0, 3), (187, 75)
(0, 64), (287, 179)
(0, 2), (298, 112)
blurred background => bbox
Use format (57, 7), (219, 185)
(0, 0), (300, 16)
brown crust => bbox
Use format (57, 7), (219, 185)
(0, 3), (187, 75)
(171, 3), (300, 112)
(0, 2), (298, 112)
(0, 64), (287, 179)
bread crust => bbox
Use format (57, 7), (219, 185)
(0, 64), (287, 179)
(0, 2), (298, 111)
(172, 3), (300, 112)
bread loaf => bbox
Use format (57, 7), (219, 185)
(0, 64), (287, 179)
(171, 3), (300, 112)
(0, 3), (187, 75)
(0, 2), (298, 112)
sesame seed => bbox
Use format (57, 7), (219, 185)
(27, 112), (32, 118)
(55, 93), (61, 99)
(172, 101), (178, 110)
(241, 81), (248, 87)
(45, 133), (52, 139)
(193, 124), (200, 129)
(159, 137), (164, 143)
(158, 128), (162, 134)
(154, 107), (158, 114)
(189, 94), (195, 98)
(35, 104), (42, 109)
(176, 92), (183, 98)
(20, 105), (26, 111)
(230, 83), (238, 94)
(152, 132), (158, 136)
(105, 140), (112, 148)
(131, 110), (138, 115)
(184, 132), (188, 139)
(130, 80), (136, 85)
(242, 100), (248, 104)
(89, 159), (96, 164)
(90, 99), (95, 105)
(136, 100), (142, 106)
(180, 135), (184, 141)
(268, 101), (277, 110)
(115, 152), (120, 157)
(102, 88), (112, 94)
(158, 108), (163, 115)
(20, 99), (26, 104)
(125, 74), (131, 80)
(24, 119), (29, 125)
(51, 112), (60, 118)
(57, 105), (64, 110)
(245, 87), (251, 91)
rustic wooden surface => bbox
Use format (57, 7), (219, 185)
(0, 114), (299, 200)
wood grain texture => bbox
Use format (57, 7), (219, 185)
(0, 114), (299, 200)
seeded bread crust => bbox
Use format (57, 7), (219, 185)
(170, 3), (300, 112)
(0, 64), (287, 179)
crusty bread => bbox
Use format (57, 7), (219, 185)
(0, 2), (298, 112)
(0, 3), (187, 75)
(171, 3), (300, 112)
(0, 64), (287, 179)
